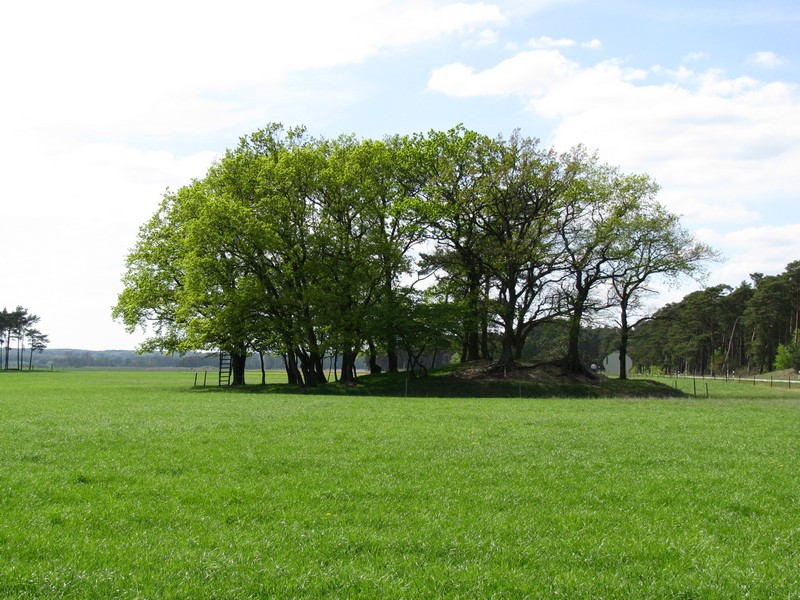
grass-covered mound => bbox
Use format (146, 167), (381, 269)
(247, 360), (684, 398)
(759, 367), (800, 381)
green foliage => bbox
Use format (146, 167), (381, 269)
(114, 123), (718, 384)
(632, 262), (800, 376)
(0, 305), (48, 370)
(744, 273), (796, 372)
(606, 190), (719, 378)
(774, 343), (794, 370)
(773, 331), (800, 371)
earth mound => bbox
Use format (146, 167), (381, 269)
(446, 359), (604, 384)
(443, 359), (681, 397)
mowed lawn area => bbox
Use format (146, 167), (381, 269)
(1, 371), (799, 598)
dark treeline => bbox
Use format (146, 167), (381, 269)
(630, 260), (800, 375)
(1, 306), (49, 371)
(114, 124), (714, 386)
(24, 330), (616, 372)
(25, 349), (455, 372)
(26, 349), (218, 370)
(21, 329), (619, 372)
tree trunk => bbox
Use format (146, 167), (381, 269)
(333, 351), (339, 382)
(386, 290), (399, 372)
(565, 316), (583, 373)
(387, 344), (399, 372)
(500, 331), (515, 368)
(367, 340), (382, 374)
(466, 331), (480, 362)
(298, 350), (315, 387)
(481, 279), (491, 359)
(384, 273), (399, 372)
(410, 350), (427, 378)
(231, 351), (247, 386)
(310, 351), (327, 385)
(301, 324), (327, 385)
(513, 323), (526, 360)
(462, 275), (483, 362)
(283, 351), (302, 385)
(480, 323), (490, 360)
(618, 330), (629, 381)
(339, 350), (358, 384)
(618, 297), (629, 380)
(499, 301), (516, 369)
(565, 286), (589, 374)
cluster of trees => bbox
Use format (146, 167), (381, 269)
(630, 261), (800, 375)
(0, 306), (49, 371)
(114, 124), (714, 385)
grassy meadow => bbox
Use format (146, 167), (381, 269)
(2, 370), (800, 598)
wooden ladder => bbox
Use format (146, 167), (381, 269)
(218, 352), (232, 387)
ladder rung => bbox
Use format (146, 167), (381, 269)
(219, 351), (232, 386)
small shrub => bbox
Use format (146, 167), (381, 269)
(773, 330), (800, 371)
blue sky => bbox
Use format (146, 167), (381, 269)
(2, 0), (798, 350)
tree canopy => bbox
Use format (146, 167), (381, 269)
(114, 124), (713, 385)
(1, 306), (49, 371)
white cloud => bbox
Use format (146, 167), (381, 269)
(699, 224), (800, 286)
(529, 35), (576, 48)
(427, 45), (800, 298)
(474, 28), (501, 46)
(582, 38), (602, 49)
(746, 51), (786, 69)
(428, 50), (577, 96)
(540, 67), (799, 224)
(428, 51), (800, 229)
(683, 51), (709, 62)
(0, 138), (218, 349)
(1, 0), (506, 138)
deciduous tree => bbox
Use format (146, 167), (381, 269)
(606, 183), (718, 378)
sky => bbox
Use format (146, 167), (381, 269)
(1, 0), (798, 350)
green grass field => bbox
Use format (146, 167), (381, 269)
(2, 370), (800, 598)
